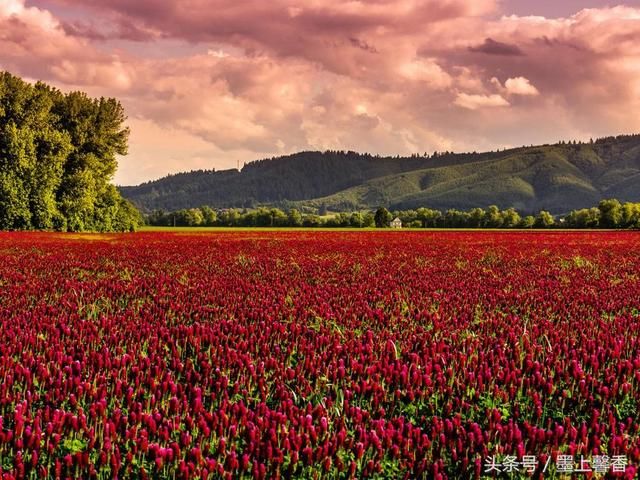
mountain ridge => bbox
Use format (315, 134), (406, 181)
(120, 134), (640, 214)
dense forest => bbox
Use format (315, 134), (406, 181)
(122, 135), (640, 214)
(0, 72), (140, 231)
(146, 198), (640, 229)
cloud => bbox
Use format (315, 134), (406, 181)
(490, 76), (540, 97)
(469, 37), (524, 55)
(3, 1), (640, 183)
(348, 37), (378, 54)
(454, 93), (510, 110)
(31, 0), (499, 82)
(504, 76), (539, 96)
(0, 0), (134, 90)
(61, 17), (157, 42)
(399, 58), (452, 89)
(207, 49), (229, 59)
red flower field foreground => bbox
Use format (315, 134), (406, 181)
(0, 231), (639, 479)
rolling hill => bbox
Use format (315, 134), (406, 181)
(120, 134), (640, 214)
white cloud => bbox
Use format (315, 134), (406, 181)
(207, 49), (229, 58)
(504, 77), (540, 96)
(454, 92), (509, 110)
(0, 0), (25, 16)
(399, 58), (452, 90)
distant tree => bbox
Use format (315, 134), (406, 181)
(520, 215), (536, 228)
(396, 209), (418, 226)
(564, 208), (599, 228)
(621, 202), (640, 228)
(374, 207), (392, 228)
(468, 207), (485, 228)
(170, 210), (184, 226)
(287, 208), (303, 227)
(362, 211), (376, 228)
(349, 212), (364, 228)
(444, 209), (469, 228)
(598, 199), (623, 228)
(416, 207), (441, 228)
(250, 208), (271, 227)
(270, 208), (287, 227)
(145, 200), (640, 230)
(484, 205), (504, 228)
(332, 212), (351, 227)
(176, 208), (204, 226)
(501, 208), (521, 228)
(147, 209), (169, 226)
(219, 208), (241, 226)
(585, 207), (601, 227)
(200, 206), (217, 226)
(535, 210), (555, 228)
(302, 214), (321, 227)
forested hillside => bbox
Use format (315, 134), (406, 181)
(120, 150), (502, 211)
(0, 72), (140, 231)
(121, 135), (640, 214)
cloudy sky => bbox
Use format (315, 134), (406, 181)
(2, 0), (640, 184)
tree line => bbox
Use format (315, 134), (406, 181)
(146, 199), (640, 229)
(0, 72), (141, 231)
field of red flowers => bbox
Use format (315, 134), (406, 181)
(0, 231), (639, 479)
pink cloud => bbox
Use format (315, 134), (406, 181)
(454, 93), (510, 110)
(2, 0), (640, 184)
(502, 77), (540, 96)
(0, 1), (133, 90)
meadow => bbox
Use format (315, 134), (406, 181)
(0, 231), (638, 479)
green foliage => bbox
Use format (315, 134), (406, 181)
(622, 202), (640, 228)
(564, 207), (600, 228)
(501, 207), (521, 228)
(61, 437), (88, 455)
(287, 208), (303, 227)
(598, 198), (623, 228)
(521, 215), (535, 228)
(145, 199), (640, 230)
(349, 211), (364, 227)
(200, 205), (217, 226)
(562, 199), (640, 229)
(374, 207), (392, 228)
(0, 71), (140, 232)
(0, 170), (31, 229)
(535, 210), (555, 228)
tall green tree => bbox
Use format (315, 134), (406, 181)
(0, 71), (139, 231)
(374, 207), (392, 228)
(349, 211), (364, 228)
(564, 208), (599, 228)
(598, 199), (623, 228)
(287, 208), (303, 227)
(535, 210), (555, 228)
(484, 205), (504, 228)
(200, 206), (217, 226)
(501, 208), (521, 228)
(520, 215), (535, 228)
(416, 207), (441, 228)
(621, 202), (640, 228)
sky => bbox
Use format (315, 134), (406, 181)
(1, 1), (640, 185)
